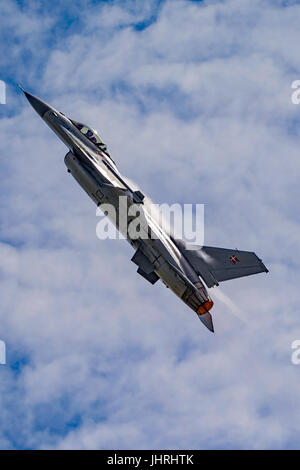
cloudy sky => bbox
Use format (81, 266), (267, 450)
(0, 0), (300, 450)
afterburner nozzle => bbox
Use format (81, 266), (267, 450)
(197, 300), (214, 332)
(197, 300), (214, 315)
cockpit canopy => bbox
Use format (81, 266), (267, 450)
(71, 120), (108, 153)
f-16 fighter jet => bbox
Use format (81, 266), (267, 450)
(22, 89), (268, 332)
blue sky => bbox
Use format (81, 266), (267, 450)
(0, 0), (300, 450)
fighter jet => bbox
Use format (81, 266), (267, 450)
(21, 88), (268, 332)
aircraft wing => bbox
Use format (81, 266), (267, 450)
(182, 245), (269, 288)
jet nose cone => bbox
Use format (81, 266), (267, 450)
(21, 89), (52, 118)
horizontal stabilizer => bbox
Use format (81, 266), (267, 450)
(182, 245), (268, 288)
